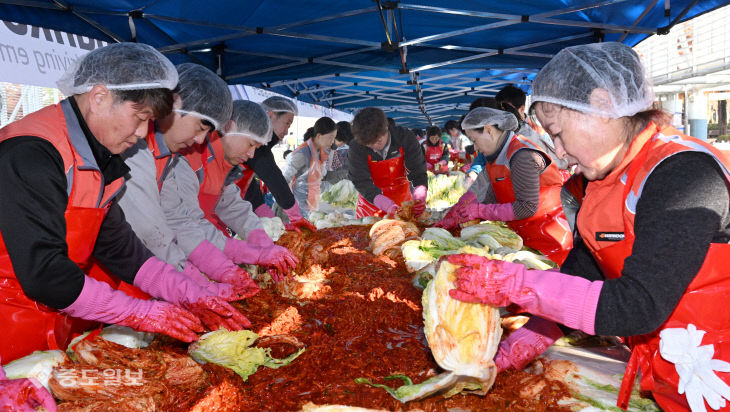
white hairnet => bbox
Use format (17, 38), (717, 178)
(461, 107), (519, 132)
(174, 63), (232, 131)
(260, 96), (298, 116)
(226, 100), (273, 145)
(531, 42), (654, 118)
(57, 43), (177, 96)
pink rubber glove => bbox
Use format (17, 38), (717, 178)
(434, 191), (477, 229)
(134, 257), (251, 331)
(187, 240), (261, 297)
(0, 362), (57, 412)
(254, 203), (276, 218)
(62, 276), (203, 342)
(224, 238), (299, 281)
(412, 185), (427, 216)
(494, 316), (564, 372)
(284, 202), (317, 233)
(247, 228), (275, 247)
(463, 202), (516, 222)
(373, 194), (399, 216)
(446, 254), (601, 334)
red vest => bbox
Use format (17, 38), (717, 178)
(483, 134), (572, 264)
(144, 121), (176, 192)
(577, 122), (730, 412)
(0, 100), (125, 362)
(184, 132), (236, 235)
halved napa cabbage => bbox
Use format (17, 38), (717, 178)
(2, 350), (66, 391)
(460, 222), (523, 251)
(358, 260), (502, 402)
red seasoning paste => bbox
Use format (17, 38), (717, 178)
(231, 226), (573, 411)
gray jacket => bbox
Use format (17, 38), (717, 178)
(160, 155), (263, 254)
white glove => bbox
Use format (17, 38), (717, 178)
(660, 324), (730, 412)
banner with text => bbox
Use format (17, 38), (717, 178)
(0, 20), (108, 88)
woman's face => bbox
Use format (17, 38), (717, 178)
(428, 134), (441, 145)
(315, 130), (337, 152)
(534, 102), (629, 181)
(465, 124), (503, 156)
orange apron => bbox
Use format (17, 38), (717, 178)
(485, 134), (572, 264)
(0, 100), (129, 362)
(577, 122), (730, 412)
(356, 147), (413, 218)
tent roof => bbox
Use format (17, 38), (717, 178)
(1, 0), (727, 127)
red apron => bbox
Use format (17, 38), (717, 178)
(577, 122), (730, 412)
(356, 148), (413, 218)
(235, 166), (256, 200)
(0, 100), (128, 362)
(485, 134), (572, 264)
(424, 143), (443, 168)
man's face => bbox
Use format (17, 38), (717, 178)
(87, 89), (154, 154)
(269, 112), (294, 138)
(163, 112), (211, 153)
(447, 127), (460, 138)
(365, 130), (389, 152)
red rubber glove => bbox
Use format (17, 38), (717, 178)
(284, 202), (317, 233)
(446, 254), (601, 334)
(434, 191), (477, 229)
(494, 316), (564, 372)
(62, 276), (203, 342)
(134, 258), (252, 331)
(0, 361), (57, 412)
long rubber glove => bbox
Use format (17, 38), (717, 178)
(434, 191), (477, 229)
(247, 228), (275, 247)
(254, 203), (276, 218)
(446, 254), (601, 335)
(463, 202), (516, 222)
(494, 316), (564, 372)
(0, 360), (57, 412)
(134, 257), (251, 331)
(373, 194), (399, 216)
(284, 202), (317, 233)
(187, 240), (261, 297)
(224, 238), (298, 281)
(412, 185), (427, 216)
(62, 276), (203, 342)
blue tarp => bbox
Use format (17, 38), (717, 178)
(1, 0), (727, 126)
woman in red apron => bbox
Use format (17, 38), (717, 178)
(445, 42), (730, 412)
(422, 125), (451, 174)
(435, 107), (572, 265)
(349, 108), (429, 218)
(282, 117), (336, 218)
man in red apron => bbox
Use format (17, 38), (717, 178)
(165, 100), (298, 282)
(348, 108), (428, 218)
(117, 63), (259, 298)
(0, 44), (249, 370)
(445, 42), (730, 412)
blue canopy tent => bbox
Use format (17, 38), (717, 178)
(1, 0), (727, 127)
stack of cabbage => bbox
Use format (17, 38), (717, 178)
(307, 211), (379, 229)
(356, 257), (502, 402)
(320, 179), (358, 209)
(402, 224), (555, 289)
(426, 172), (467, 210)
